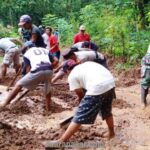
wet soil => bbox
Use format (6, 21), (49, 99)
(0, 65), (150, 150)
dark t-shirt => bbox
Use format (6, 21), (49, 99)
(21, 25), (45, 48)
(90, 42), (98, 51)
(21, 28), (31, 42)
(32, 25), (45, 48)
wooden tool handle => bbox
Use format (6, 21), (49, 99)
(59, 116), (73, 127)
(15, 89), (30, 101)
(6, 67), (21, 91)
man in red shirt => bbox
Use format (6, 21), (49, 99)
(73, 25), (90, 44)
(49, 27), (60, 60)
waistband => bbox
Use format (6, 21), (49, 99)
(6, 46), (18, 52)
(31, 65), (52, 73)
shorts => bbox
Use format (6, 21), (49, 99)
(72, 88), (115, 124)
(3, 47), (20, 66)
(50, 51), (60, 60)
(17, 70), (53, 95)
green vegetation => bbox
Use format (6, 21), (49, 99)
(0, 0), (150, 66)
(0, 57), (3, 63)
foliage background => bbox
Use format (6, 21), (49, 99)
(0, 0), (150, 66)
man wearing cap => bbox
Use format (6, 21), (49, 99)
(73, 25), (90, 44)
(0, 38), (22, 82)
(51, 48), (108, 83)
(43, 61), (115, 148)
(0, 47), (58, 111)
(72, 41), (98, 51)
(18, 14), (45, 48)
(82, 41), (99, 51)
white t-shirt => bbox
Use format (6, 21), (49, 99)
(72, 42), (83, 48)
(42, 33), (50, 50)
(0, 38), (17, 52)
(68, 62), (115, 95)
(24, 47), (51, 71)
(74, 51), (104, 63)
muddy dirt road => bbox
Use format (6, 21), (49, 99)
(0, 68), (150, 150)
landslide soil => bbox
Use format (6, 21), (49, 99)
(1, 60), (150, 150)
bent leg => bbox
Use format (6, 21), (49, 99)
(45, 91), (51, 111)
(59, 122), (81, 142)
(105, 115), (115, 139)
(1, 84), (22, 107)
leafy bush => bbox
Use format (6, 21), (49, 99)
(0, 23), (18, 38)
(42, 14), (74, 47)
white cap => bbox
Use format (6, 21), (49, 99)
(79, 25), (85, 30)
(147, 44), (150, 53)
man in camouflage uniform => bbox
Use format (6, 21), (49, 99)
(141, 45), (150, 108)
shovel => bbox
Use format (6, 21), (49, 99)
(59, 116), (73, 129)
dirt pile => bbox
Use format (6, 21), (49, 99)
(0, 122), (43, 150)
(0, 62), (149, 150)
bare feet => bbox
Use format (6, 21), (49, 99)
(108, 131), (115, 140)
(141, 103), (147, 110)
(102, 131), (115, 140)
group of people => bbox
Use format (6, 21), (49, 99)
(1, 14), (149, 148)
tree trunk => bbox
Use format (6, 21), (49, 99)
(135, 0), (146, 29)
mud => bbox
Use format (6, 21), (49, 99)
(107, 55), (140, 87)
(1, 66), (150, 150)
(0, 123), (43, 150)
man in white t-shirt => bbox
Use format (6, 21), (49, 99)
(0, 38), (22, 82)
(43, 61), (115, 148)
(42, 27), (51, 50)
(52, 49), (108, 83)
(72, 41), (98, 51)
(0, 47), (58, 111)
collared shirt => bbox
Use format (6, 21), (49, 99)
(73, 32), (90, 44)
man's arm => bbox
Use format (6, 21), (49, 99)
(86, 33), (90, 41)
(9, 38), (23, 46)
(51, 70), (65, 84)
(50, 36), (59, 51)
(31, 33), (38, 43)
(74, 88), (85, 103)
(73, 34), (78, 44)
(23, 56), (31, 73)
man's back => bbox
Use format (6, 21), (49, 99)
(24, 47), (50, 71)
(74, 51), (104, 63)
(0, 38), (16, 52)
(68, 62), (115, 95)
